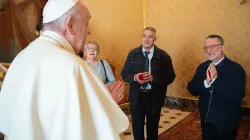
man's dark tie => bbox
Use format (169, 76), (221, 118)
(141, 51), (150, 89)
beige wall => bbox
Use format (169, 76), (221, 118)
(1, 1), (250, 104)
(144, 0), (250, 104)
(84, 0), (250, 105)
(84, 0), (144, 80)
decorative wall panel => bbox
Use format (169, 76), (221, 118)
(144, 0), (250, 105)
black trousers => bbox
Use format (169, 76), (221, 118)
(130, 91), (161, 140)
(201, 121), (238, 140)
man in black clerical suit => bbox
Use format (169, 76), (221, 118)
(187, 35), (246, 140)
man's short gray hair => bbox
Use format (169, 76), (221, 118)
(143, 27), (156, 33)
(205, 35), (224, 45)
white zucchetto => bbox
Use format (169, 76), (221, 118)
(43, 0), (79, 23)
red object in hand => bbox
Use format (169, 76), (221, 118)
(139, 74), (144, 80)
(208, 70), (211, 79)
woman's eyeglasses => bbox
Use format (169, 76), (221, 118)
(86, 47), (98, 52)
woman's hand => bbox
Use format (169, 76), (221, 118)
(106, 80), (125, 104)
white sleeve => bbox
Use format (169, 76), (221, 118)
(204, 77), (217, 88)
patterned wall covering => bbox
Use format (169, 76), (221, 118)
(1, 0), (249, 105)
(83, 1), (144, 101)
(84, 0), (144, 80)
(144, 0), (250, 105)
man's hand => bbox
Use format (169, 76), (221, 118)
(135, 72), (145, 84)
(135, 72), (153, 84)
(206, 63), (218, 84)
(142, 72), (153, 82)
(106, 80), (125, 104)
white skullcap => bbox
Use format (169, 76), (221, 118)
(43, 0), (79, 23)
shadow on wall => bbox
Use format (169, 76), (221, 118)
(0, 40), (21, 63)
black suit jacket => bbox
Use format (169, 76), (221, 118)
(187, 56), (246, 131)
(121, 45), (175, 109)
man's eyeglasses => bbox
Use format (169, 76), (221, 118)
(86, 47), (98, 52)
(203, 44), (223, 51)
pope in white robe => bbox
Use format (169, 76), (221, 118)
(0, 0), (129, 140)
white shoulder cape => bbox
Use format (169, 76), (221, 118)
(0, 31), (129, 140)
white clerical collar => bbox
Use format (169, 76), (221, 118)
(142, 45), (154, 54)
(213, 56), (225, 66)
(41, 31), (75, 54)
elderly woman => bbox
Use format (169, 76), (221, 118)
(84, 40), (116, 85)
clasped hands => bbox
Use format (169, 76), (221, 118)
(106, 80), (125, 104)
(206, 63), (218, 84)
(135, 72), (153, 84)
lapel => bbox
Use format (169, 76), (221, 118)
(135, 45), (146, 71)
(152, 45), (161, 60)
(134, 45), (161, 71)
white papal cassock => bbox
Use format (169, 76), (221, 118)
(0, 31), (129, 140)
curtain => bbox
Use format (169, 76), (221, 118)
(0, 0), (46, 62)
(0, 0), (6, 11)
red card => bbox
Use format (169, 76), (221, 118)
(139, 74), (144, 80)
